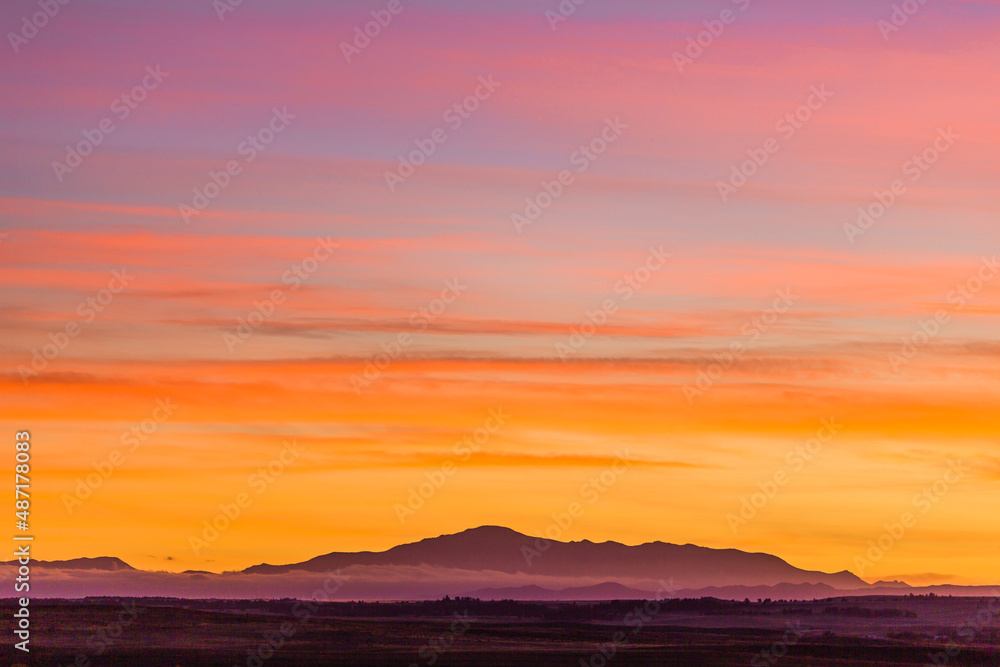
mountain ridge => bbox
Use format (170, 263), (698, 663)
(2, 556), (135, 571)
(242, 525), (869, 590)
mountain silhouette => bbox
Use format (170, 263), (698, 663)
(3, 556), (134, 571)
(469, 582), (650, 601)
(244, 526), (867, 590)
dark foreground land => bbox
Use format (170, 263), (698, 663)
(2, 595), (998, 666)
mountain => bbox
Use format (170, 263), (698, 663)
(6, 530), (998, 600)
(3, 556), (134, 571)
(243, 526), (868, 590)
(674, 582), (841, 601)
(469, 582), (650, 601)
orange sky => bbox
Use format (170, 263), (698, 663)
(1, 0), (999, 584)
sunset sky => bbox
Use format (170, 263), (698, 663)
(2, 0), (998, 584)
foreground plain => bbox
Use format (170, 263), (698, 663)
(2, 596), (998, 666)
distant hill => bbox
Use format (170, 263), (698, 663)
(674, 582), (842, 601)
(469, 582), (650, 601)
(3, 556), (134, 571)
(5, 530), (999, 600)
(243, 525), (868, 590)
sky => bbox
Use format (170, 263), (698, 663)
(1, 0), (998, 584)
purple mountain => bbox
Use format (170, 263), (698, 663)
(3, 556), (134, 571)
(243, 526), (868, 590)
